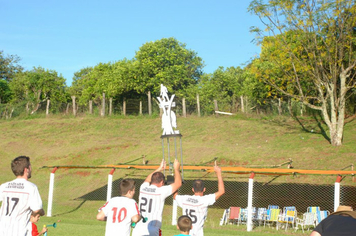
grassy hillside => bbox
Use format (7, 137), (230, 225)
(1, 114), (355, 174)
(1, 114), (355, 236)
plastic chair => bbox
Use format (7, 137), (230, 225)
(221, 207), (241, 225)
(256, 208), (267, 226)
(264, 205), (280, 228)
(317, 210), (330, 224)
(295, 212), (316, 233)
(277, 206), (297, 231)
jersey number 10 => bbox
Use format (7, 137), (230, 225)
(111, 207), (127, 223)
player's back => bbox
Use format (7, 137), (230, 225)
(175, 194), (216, 236)
(0, 178), (42, 236)
(101, 196), (139, 236)
(138, 182), (172, 224)
(132, 182), (172, 236)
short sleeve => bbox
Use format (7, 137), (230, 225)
(100, 201), (110, 216)
(161, 185), (173, 199)
(204, 194), (216, 206)
(29, 185), (43, 212)
(175, 195), (185, 207)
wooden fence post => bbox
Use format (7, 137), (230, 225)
(123, 97), (126, 116)
(46, 99), (50, 116)
(109, 98), (113, 116)
(241, 95), (245, 113)
(182, 98), (186, 118)
(89, 100), (93, 114)
(148, 91), (152, 116)
(214, 99), (219, 116)
(71, 96), (76, 116)
(101, 93), (105, 117)
(278, 98), (282, 116)
(196, 94), (201, 117)
(139, 100), (143, 115)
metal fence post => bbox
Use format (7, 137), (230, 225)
(334, 175), (342, 211)
(107, 168), (115, 202)
(247, 172), (255, 232)
(47, 167), (58, 217)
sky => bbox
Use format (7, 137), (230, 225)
(1, 0), (264, 86)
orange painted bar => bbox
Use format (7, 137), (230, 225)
(42, 164), (356, 176)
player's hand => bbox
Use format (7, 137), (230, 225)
(158, 159), (166, 171)
(173, 159), (180, 170)
(41, 227), (47, 234)
(214, 165), (222, 174)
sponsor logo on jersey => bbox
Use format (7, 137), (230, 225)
(187, 197), (199, 204)
(6, 182), (24, 189)
(142, 187), (156, 193)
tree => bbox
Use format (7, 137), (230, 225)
(0, 50), (23, 82)
(198, 66), (244, 113)
(249, 0), (356, 146)
(134, 37), (204, 97)
(9, 67), (67, 114)
(0, 79), (12, 104)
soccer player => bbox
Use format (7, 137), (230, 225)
(132, 159), (182, 236)
(173, 163), (225, 236)
(0, 156), (44, 236)
(97, 179), (141, 236)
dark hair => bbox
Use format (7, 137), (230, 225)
(151, 172), (165, 184)
(11, 156), (30, 176)
(120, 179), (136, 195)
(31, 209), (45, 217)
(177, 215), (192, 232)
(193, 179), (204, 192)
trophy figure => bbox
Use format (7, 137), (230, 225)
(157, 84), (183, 182)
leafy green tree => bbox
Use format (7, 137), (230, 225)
(0, 79), (12, 104)
(0, 50), (23, 82)
(70, 66), (93, 99)
(249, 0), (356, 146)
(134, 37), (204, 97)
(9, 67), (67, 114)
(198, 67), (242, 112)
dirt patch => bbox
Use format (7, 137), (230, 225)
(75, 171), (91, 177)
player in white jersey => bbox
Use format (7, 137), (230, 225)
(97, 179), (141, 236)
(132, 159), (182, 236)
(0, 156), (44, 236)
(174, 163), (225, 236)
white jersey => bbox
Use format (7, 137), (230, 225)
(132, 182), (172, 236)
(0, 178), (43, 236)
(175, 194), (216, 236)
(99, 196), (140, 236)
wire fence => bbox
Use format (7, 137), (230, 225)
(46, 167), (356, 234)
(1, 95), (323, 119)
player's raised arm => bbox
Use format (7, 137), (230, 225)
(170, 159), (182, 193)
(143, 159), (166, 183)
(214, 164), (225, 200)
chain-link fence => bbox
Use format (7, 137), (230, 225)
(3, 91), (340, 119)
(46, 167), (356, 234)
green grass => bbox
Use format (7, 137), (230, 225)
(1, 114), (356, 236)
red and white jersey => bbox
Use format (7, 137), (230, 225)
(0, 178), (43, 236)
(99, 196), (140, 236)
(132, 182), (172, 236)
(175, 194), (216, 236)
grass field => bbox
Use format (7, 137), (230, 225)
(1, 113), (355, 235)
